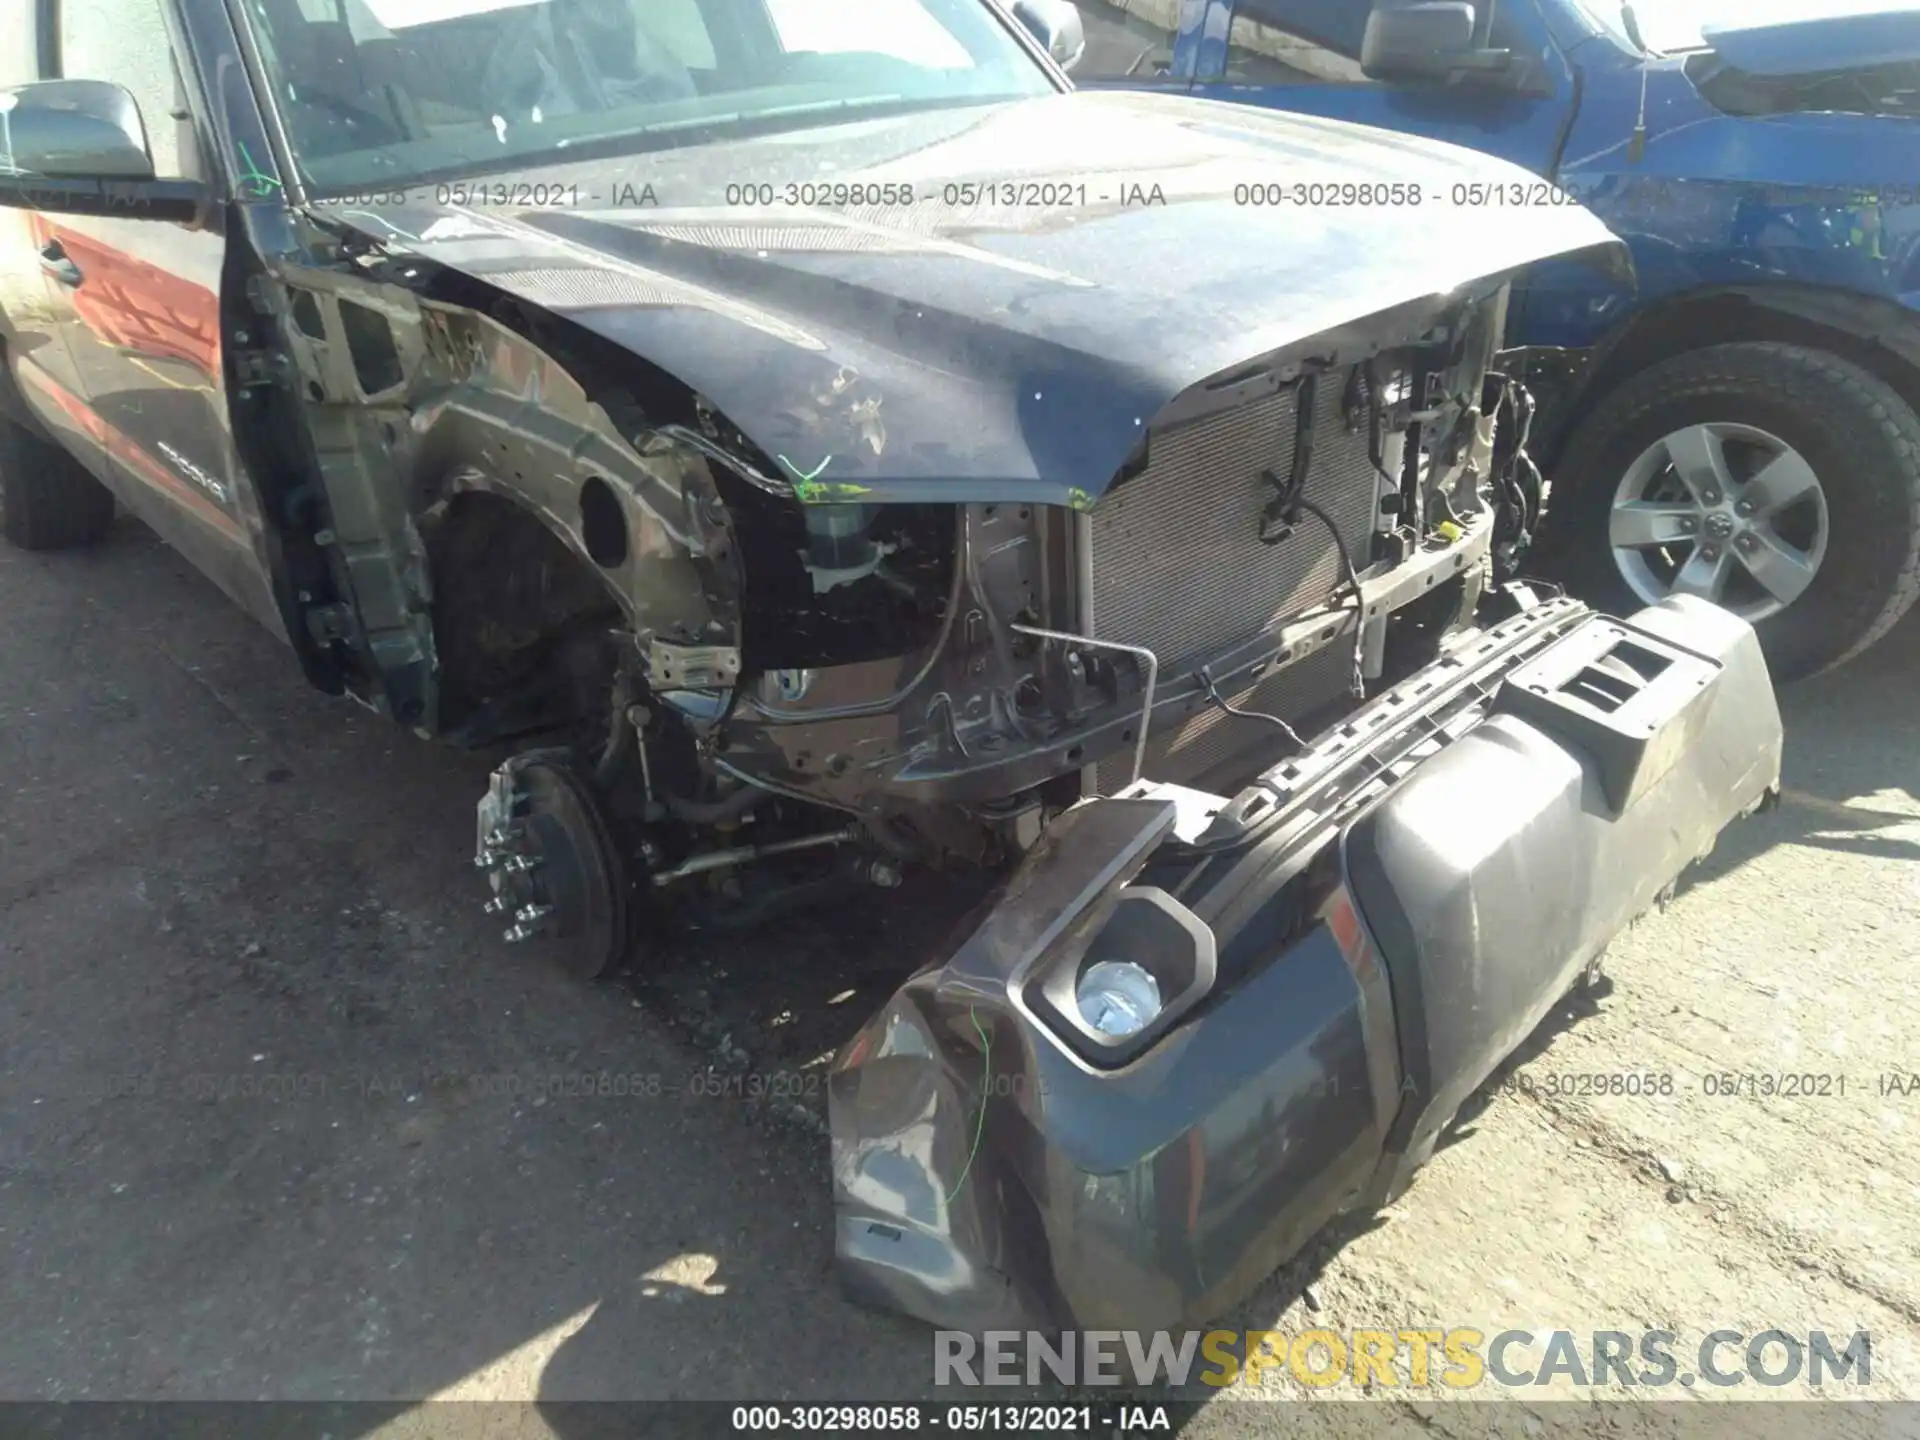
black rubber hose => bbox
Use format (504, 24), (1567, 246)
(664, 785), (768, 826)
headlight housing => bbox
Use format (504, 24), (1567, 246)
(1022, 883), (1216, 1067)
(992, 796), (1218, 1068)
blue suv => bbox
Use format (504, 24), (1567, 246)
(1078, 0), (1920, 678)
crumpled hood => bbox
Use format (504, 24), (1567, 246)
(1697, 4), (1920, 76)
(318, 91), (1621, 506)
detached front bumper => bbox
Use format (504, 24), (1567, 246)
(828, 595), (1783, 1333)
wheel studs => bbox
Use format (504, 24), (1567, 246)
(504, 903), (553, 943)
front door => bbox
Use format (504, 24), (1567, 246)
(38, 0), (287, 637)
(0, 13), (109, 480)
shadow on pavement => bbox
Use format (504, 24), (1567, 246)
(0, 521), (940, 1412)
(1684, 606), (1920, 888)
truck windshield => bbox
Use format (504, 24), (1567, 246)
(240, 0), (1054, 195)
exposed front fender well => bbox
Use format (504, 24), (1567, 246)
(265, 263), (746, 731)
(403, 302), (744, 656)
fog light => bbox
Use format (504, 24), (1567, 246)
(1076, 960), (1163, 1039)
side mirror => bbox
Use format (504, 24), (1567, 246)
(1360, 2), (1516, 84)
(1013, 0), (1087, 74)
(1, 80), (155, 179)
(0, 79), (204, 220)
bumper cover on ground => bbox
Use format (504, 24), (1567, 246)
(828, 596), (1783, 1333)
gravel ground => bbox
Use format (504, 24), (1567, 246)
(2, 518), (1916, 1430)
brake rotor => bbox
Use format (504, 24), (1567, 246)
(474, 753), (634, 979)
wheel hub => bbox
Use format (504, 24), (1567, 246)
(474, 753), (633, 978)
(1608, 421), (1830, 623)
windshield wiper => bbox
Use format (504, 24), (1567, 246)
(554, 93), (915, 145)
(511, 92), (939, 166)
(733, 94), (913, 125)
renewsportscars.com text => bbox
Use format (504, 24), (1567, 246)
(933, 1328), (1872, 1390)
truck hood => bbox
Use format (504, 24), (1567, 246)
(1696, 4), (1920, 76)
(318, 91), (1622, 507)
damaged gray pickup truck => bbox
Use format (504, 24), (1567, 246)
(0, 0), (1781, 1333)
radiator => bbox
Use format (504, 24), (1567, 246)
(1089, 371), (1379, 794)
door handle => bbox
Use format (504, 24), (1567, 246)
(39, 242), (83, 287)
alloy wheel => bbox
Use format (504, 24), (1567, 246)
(1608, 422), (1829, 623)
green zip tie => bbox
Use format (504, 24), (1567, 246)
(235, 141), (281, 199)
(777, 452), (833, 484)
(944, 1007), (993, 1207)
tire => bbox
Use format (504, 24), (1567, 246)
(0, 411), (117, 551)
(1535, 342), (1920, 682)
